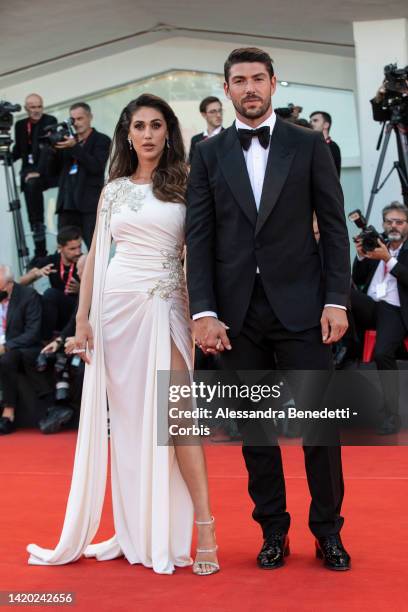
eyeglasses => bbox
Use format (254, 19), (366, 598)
(206, 109), (223, 115)
(383, 218), (407, 226)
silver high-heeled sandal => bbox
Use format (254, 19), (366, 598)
(193, 517), (220, 576)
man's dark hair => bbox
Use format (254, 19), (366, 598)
(70, 101), (92, 114)
(382, 201), (408, 222)
(199, 96), (222, 113)
(57, 226), (82, 246)
(310, 111), (332, 129)
(224, 47), (274, 82)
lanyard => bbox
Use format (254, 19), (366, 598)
(60, 260), (75, 295)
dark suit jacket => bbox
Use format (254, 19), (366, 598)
(352, 240), (408, 327)
(328, 139), (341, 177)
(51, 128), (111, 214)
(188, 129), (225, 164)
(13, 114), (57, 182)
(4, 283), (42, 351)
(186, 117), (350, 336)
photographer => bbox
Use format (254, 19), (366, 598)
(0, 265), (48, 435)
(23, 226), (82, 342)
(36, 254), (87, 434)
(351, 202), (408, 434)
(310, 111), (341, 177)
(49, 102), (111, 249)
(12, 94), (57, 257)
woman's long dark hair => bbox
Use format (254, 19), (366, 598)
(108, 94), (188, 204)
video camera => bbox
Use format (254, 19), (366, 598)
(0, 100), (21, 153)
(348, 209), (388, 252)
(275, 103), (303, 120)
(40, 118), (76, 146)
(381, 63), (408, 124)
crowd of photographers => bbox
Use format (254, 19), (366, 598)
(0, 62), (407, 436)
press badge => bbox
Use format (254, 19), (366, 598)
(69, 163), (78, 175)
(376, 281), (387, 299)
(28, 153), (34, 165)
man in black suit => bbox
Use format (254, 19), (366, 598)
(188, 96), (224, 164)
(49, 102), (111, 248)
(310, 111), (342, 177)
(186, 47), (351, 571)
(12, 94), (57, 257)
(351, 202), (408, 434)
(0, 265), (45, 435)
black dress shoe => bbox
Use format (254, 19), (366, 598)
(0, 416), (16, 435)
(39, 407), (74, 434)
(376, 414), (401, 435)
(257, 533), (290, 569)
(316, 534), (351, 571)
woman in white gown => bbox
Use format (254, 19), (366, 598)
(27, 94), (219, 576)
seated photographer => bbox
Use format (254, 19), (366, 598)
(351, 202), (408, 435)
(36, 254), (86, 434)
(0, 265), (48, 435)
(23, 226), (82, 342)
(12, 94), (57, 258)
(48, 102), (111, 249)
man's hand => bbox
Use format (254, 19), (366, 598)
(24, 172), (41, 182)
(0, 344), (5, 356)
(55, 136), (77, 149)
(193, 317), (231, 354)
(41, 338), (61, 354)
(364, 239), (391, 262)
(321, 307), (348, 344)
(67, 277), (80, 294)
(353, 236), (366, 259)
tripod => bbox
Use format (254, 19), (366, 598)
(365, 115), (408, 223)
(0, 141), (30, 274)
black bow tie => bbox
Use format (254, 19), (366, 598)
(237, 126), (270, 151)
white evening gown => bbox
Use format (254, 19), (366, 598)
(27, 177), (194, 574)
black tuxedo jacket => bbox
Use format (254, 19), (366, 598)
(188, 128), (225, 164)
(186, 117), (350, 336)
(4, 283), (42, 351)
(13, 113), (57, 180)
(352, 240), (408, 327)
(51, 128), (111, 214)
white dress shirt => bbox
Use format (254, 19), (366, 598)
(193, 111), (344, 320)
(203, 125), (223, 138)
(366, 247), (401, 307)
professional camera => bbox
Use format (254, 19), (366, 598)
(0, 100), (21, 152)
(381, 63), (408, 124)
(348, 209), (388, 252)
(40, 118), (75, 146)
(36, 348), (81, 402)
(275, 103), (303, 120)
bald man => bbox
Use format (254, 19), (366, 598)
(13, 94), (57, 257)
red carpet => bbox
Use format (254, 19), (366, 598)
(1, 432), (407, 611)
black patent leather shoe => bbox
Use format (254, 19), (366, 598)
(0, 416), (16, 435)
(316, 534), (351, 571)
(257, 533), (290, 569)
(376, 414), (401, 435)
(39, 407), (74, 434)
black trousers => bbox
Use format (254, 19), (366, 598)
(351, 288), (407, 416)
(219, 276), (344, 539)
(0, 348), (48, 408)
(57, 211), (96, 250)
(22, 176), (48, 255)
(42, 288), (78, 341)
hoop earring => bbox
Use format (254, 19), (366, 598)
(128, 137), (133, 150)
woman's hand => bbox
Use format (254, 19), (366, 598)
(74, 318), (94, 364)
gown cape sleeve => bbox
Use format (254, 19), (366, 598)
(27, 190), (113, 565)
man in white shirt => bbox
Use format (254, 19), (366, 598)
(188, 96), (224, 164)
(351, 202), (408, 434)
(186, 47), (351, 572)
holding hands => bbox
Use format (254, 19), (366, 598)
(193, 317), (232, 355)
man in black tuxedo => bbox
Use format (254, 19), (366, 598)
(186, 47), (351, 571)
(351, 202), (408, 434)
(188, 96), (224, 164)
(0, 265), (45, 435)
(13, 94), (57, 257)
(49, 102), (111, 249)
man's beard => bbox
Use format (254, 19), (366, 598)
(386, 230), (403, 242)
(232, 96), (271, 120)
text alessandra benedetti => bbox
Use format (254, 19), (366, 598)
(168, 407), (352, 420)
